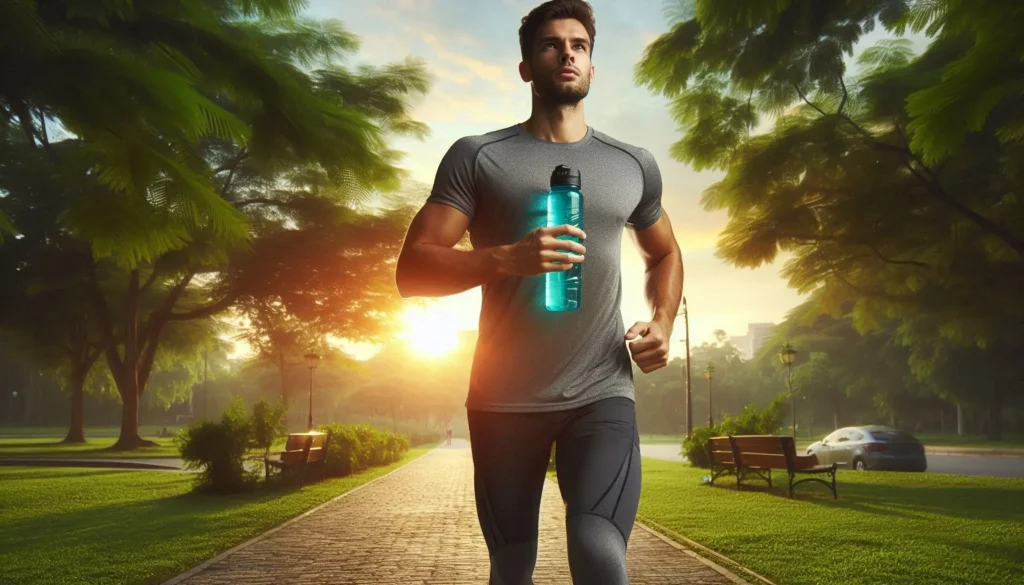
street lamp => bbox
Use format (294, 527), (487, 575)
(779, 341), (798, 438)
(704, 363), (715, 426)
(304, 352), (321, 431)
(682, 296), (692, 438)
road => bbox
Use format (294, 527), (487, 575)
(638, 443), (1024, 479)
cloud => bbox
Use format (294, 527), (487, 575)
(413, 27), (518, 91)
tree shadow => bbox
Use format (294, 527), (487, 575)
(704, 474), (1024, 522)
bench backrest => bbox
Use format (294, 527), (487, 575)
(281, 432), (330, 464)
(708, 435), (819, 472)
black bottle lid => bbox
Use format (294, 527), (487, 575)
(550, 164), (581, 189)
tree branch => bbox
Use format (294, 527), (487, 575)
(139, 272), (195, 390)
(791, 83), (828, 117)
(168, 289), (240, 321)
(236, 197), (292, 209)
(866, 244), (930, 268)
(838, 76), (848, 116)
(140, 266), (161, 293)
(85, 261), (124, 377)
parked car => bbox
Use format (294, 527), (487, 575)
(805, 426), (927, 472)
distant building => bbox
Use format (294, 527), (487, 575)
(727, 323), (777, 360)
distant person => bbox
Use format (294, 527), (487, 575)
(394, 1), (683, 583)
(445, 421), (453, 446)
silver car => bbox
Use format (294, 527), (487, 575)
(805, 426), (927, 472)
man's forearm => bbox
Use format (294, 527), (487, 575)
(396, 242), (506, 298)
(646, 249), (684, 332)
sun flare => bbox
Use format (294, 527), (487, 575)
(401, 307), (460, 359)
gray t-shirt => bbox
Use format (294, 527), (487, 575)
(426, 123), (663, 413)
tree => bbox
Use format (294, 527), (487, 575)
(637, 0), (1024, 437)
(0, 1), (430, 449)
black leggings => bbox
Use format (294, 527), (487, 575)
(468, 397), (642, 585)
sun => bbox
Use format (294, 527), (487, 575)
(401, 307), (460, 359)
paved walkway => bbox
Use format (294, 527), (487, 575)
(165, 440), (742, 585)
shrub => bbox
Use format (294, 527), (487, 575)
(682, 393), (788, 468)
(177, 398), (260, 493)
(408, 430), (443, 446)
(250, 397), (288, 457)
(317, 422), (411, 478)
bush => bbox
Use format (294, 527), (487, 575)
(250, 398), (288, 457)
(682, 394), (788, 468)
(408, 430), (443, 446)
(177, 398), (260, 493)
(317, 422), (411, 478)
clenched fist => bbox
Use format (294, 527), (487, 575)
(625, 320), (671, 373)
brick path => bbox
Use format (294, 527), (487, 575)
(164, 441), (742, 585)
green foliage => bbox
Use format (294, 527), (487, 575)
(176, 397), (259, 493)
(683, 394), (787, 468)
(317, 422), (410, 478)
(250, 397), (288, 456)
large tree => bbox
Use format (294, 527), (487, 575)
(0, 1), (429, 448)
(637, 0), (1023, 437)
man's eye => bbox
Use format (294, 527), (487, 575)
(574, 44), (586, 50)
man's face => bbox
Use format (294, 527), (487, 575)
(520, 18), (594, 106)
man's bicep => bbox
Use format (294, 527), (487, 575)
(631, 211), (679, 266)
(405, 202), (471, 248)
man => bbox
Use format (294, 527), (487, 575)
(395, 1), (683, 583)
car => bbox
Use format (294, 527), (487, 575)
(805, 426), (927, 472)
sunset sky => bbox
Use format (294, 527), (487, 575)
(301, 0), (929, 361)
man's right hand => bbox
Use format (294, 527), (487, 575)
(497, 225), (587, 277)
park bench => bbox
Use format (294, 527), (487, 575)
(707, 434), (839, 498)
(264, 431), (331, 487)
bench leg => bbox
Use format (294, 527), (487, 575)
(767, 468), (772, 488)
(788, 472), (794, 498)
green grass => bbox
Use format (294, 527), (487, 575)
(0, 425), (184, 438)
(0, 448), (430, 585)
(635, 457), (1024, 585)
(0, 437), (182, 458)
(638, 433), (686, 444)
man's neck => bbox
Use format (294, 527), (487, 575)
(522, 100), (588, 143)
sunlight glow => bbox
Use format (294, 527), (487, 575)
(401, 306), (460, 359)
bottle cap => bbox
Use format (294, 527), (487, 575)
(550, 164), (581, 188)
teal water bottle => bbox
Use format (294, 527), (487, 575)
(542, 164), (584, 312)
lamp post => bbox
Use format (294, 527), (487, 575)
(304, 352), (321, 431)
(704, 363), (715, 426)
(779, 341), (798, 438)
(10, 391), (17, 425)
(682, 296), (692, 438)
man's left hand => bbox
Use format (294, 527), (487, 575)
(625, 320), (672, 374)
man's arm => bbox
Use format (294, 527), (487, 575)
(624, 211), (684, 373)
(395, 203), (586, 298)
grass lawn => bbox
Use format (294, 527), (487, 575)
(636, 457), (1024, 585)
(0, 425), (184, 438)
(0, 447), (430, 585)
(0, 436), (181, 458)
(638, 433), (686, 444)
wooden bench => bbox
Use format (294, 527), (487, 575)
(707, 434), (839, 498)
(264, 431), (331, 487)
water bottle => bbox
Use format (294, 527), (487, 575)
(535, 164), (584, 312)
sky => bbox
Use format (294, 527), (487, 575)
(298, 0), (929, 361)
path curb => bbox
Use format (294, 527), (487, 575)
(0, 458), (183, 471)
(159, 448), (434, 585)
(635, 517), (777, 585)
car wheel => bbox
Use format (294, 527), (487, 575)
(854, 458), (867, 471)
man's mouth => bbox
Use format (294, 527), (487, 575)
(557, 68), (578, 80)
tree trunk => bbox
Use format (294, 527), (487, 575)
(63, 367), (87, 444)
(987, 386), (1003, 441)
(111, 373), (157, 450)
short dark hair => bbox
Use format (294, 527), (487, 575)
(518, 0), (596, 62)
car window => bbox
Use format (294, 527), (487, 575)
(824, 430), (843, 443)
(849, 430), (864, 441)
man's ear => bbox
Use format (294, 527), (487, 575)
(518, 60), (532, 83)
(589, 64), (595, 82)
